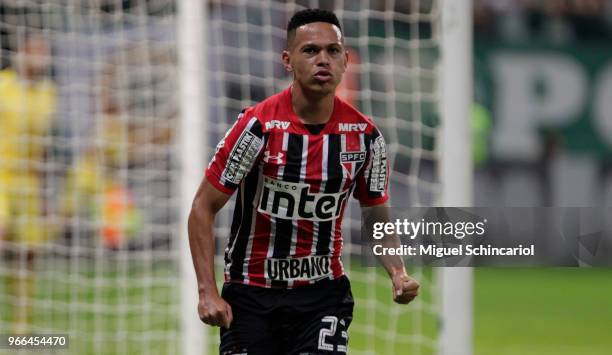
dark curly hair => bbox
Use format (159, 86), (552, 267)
(286, 9), (342, 48)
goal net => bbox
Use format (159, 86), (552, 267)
(0, 0), (454, 354)
(205, 1), (442, 354)
(0, 1), (180, 354)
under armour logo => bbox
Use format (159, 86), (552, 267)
(263, 151), (284, 164)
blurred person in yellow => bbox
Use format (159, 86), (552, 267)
(58, 109), (143, 250)
(57, 47), (157, 250)
(0, 29), (56, 333)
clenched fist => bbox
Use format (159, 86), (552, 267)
(391, 271), (420, 304)
(198, 292), (233, 328)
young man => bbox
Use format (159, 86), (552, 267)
(188, 9), (419, 354)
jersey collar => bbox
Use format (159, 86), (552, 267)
(284, 85), (341, 135)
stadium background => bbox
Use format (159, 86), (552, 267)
(0, 0), (610, 354)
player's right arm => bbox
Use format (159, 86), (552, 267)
(188, 109), (264, 328)
(188, 177), (233, 328)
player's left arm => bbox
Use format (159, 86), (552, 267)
(361, 203), (420, 304)
(354, 126), (419, 304)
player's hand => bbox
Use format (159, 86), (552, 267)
(198, 292), (233, 328)
(391, 271), (420, 304)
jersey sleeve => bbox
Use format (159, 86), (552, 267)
(205, 109), (264, 195)
(352, 127), (390, 206)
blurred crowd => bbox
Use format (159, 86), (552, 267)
(474, 0), (612, 42)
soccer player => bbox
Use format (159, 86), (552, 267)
(188, 9), (419, 354)
(57, 48), (146, 250)
(0, 30), (56, 332)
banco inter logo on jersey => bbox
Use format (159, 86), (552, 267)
(222, 130), (262, 183)
(265, 120), (290, 130)
(265, 255), (331, 282)
(338, 123), (367, 132)
(258, 176), (350, 221)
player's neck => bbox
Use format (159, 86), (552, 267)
(291, 84), (335, 125)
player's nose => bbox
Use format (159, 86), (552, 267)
(315, 51), (331, 67)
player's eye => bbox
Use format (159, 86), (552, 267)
(303, 47), (317, 54)
(328, 47), (340, 54)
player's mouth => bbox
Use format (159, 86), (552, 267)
(313, 70), (333, 83)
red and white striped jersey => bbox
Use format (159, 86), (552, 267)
(206, 87), (389, 288)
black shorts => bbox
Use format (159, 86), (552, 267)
(220, 276), (354, 355)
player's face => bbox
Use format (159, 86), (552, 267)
(16, 35), (51, 81)
(283, 22), (348, 96)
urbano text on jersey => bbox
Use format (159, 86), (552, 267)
(265, 255), (332, 282)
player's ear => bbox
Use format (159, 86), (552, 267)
(281, 50), (293, 72)
(343, 48), (349, 72)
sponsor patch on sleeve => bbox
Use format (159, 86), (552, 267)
(369, 135), (387, 192)
(222, 130), (262, 184)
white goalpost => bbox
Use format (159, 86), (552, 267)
(439, 1), (474, 355)
(178, 0), (207, 354)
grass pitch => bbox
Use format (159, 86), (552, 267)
(1, 259), (611, 355)
(474, 268), (612, 355)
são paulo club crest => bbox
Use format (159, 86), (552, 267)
(340, 138), (365, 178)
